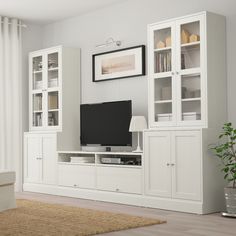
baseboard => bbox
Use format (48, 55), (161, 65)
(23, 183), (204, 214)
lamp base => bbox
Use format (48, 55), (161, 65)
(132, 146), (143, 153)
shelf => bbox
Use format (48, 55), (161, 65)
(58, 162), (95, 166)
(182, 98), (201, 102)
(181, 67), (201, 76)
(32, 89), (43, 94)
(181, 41), (200, 48)
(47, 87), (59, 92)
(48, 67), (58, 71)
(154, 47), (171, 52)
(48, 109), (59, 112)
(96, 164), (142, 169)
(155, 100), (172, 104)
(33, 70), (42, 74)
(153, 71), (172, 79)
(33, 110), (43, 113)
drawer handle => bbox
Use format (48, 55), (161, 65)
(73, 184), (77, 187)
(116, 188), (120, 192)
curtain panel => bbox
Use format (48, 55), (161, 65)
(0, 16), (22, 190)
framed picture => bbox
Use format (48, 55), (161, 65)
(92, 45), (145, 82)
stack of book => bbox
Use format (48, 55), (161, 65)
(70, 156), (94, 164)
(34, 113), (42, 126)
(33, 96), (42, 111)
(157, 52), (171, 73)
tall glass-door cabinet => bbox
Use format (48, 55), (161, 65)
(148, 13), (206, 128)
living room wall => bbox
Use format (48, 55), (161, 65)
(40, 0), (236, 124)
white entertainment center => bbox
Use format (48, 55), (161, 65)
(24, 12), (227, 214)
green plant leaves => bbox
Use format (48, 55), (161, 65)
(212, 123), (236, 188)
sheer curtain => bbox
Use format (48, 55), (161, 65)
(0, 16), (22, 191)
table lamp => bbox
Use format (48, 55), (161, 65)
(129, 116), (147, 152)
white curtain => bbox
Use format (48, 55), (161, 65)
(0, 16), (22, 191)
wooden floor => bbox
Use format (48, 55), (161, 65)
(16, 192), (235, 236)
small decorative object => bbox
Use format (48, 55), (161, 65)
(93, 45), (145, 82)
(156, 40), (165, 49)
(181, 29), (190, 44)
(212, 123), (236, 218)
(129, 116), (147, 152)
(165, 36), (171, 47)
(189, 34), (200, 43)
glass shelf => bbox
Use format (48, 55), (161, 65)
(181, 21), (200, 70)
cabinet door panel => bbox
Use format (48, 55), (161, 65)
(58, 164), (96, 189)
(97, 167), (142, 194)
(144, 131), (172, 197)
(25, 135), (41, 183)
(42, 134), (57, 185)
(172, 130), (201, 200)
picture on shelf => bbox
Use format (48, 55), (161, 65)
(92, 45), (145, 82)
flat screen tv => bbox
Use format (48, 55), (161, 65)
(81, 100), (132, 146)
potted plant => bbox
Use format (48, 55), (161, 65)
(212, 123), (236, 215)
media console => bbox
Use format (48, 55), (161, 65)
(58, 151), (143, 194)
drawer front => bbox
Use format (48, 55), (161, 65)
(58, 164), (96, 189)
(97, 166), (142, 194)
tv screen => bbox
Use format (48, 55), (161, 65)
(81, 100), (132, 146)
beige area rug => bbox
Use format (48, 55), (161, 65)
(0, 199), (166, 236)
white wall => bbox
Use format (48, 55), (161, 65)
(40, 0), (236, 125)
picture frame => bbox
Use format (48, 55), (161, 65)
(92, 45), (145, 82)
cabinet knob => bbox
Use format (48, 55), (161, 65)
(171, 72), (174, 75)
(176, 71), (179, 75)
(73, 184), (77, 187)
(171, 163), (175, 166)
(116, 188), (120, 192)
(166, 163), (170, 166)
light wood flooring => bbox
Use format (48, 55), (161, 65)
(16, 192), (236, 236)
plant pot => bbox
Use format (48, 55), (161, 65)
(224, 187), (236, 214)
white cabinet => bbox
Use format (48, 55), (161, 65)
(148, 12), (226, 128)
(144, 130), (201, 201)
(29, 46), (80, 132)
(24, 133), (57, 185)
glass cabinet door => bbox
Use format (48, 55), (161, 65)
(47, 52), (59, 89)
(30, 49), (61, 130)
(46, 51), (60, 128)
(177, 16), (203, 124)
(151, 23), (175, 125)
(32, 56), (43, 90)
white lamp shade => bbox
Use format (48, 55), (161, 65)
(129, 116), (147, 132)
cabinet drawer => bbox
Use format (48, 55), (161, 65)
(58, 164), (96, 189)
(97, 166), (142, 194)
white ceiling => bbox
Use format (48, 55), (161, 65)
(0, 0), (126, 25)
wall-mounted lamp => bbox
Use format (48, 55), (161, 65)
(95, 37), (121, 48)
